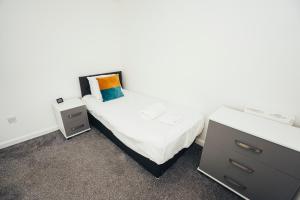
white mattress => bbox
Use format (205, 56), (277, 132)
(82, 90), (204, 164)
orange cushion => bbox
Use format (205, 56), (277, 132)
(96, 74), (124, 102)
(96, 74), (121, 90)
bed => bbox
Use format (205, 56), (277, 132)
(79, 71), (204, 177)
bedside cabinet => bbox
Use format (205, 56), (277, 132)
(198, 107), (300, 200)
(53, 98), (90, 139)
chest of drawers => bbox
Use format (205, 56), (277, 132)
(198, 107), (300, 200)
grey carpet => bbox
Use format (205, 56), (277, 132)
(0, 128), (242, 200)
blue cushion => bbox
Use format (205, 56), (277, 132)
(100, 86), (124, 102)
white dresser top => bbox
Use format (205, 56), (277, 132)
(209, 106), (300, 153)
(52, 98), (84, 112)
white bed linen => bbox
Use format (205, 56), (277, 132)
(82, 90), (204, 164)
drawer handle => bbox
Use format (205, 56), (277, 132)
(229, 158), (254, 174)
(68, 112), (82, 119)
(235, 140), (263, 154)
(223, 175), (247, 190)
(71, 124), (84, 131)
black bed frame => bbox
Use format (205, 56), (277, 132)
(79, 71), (188, 177)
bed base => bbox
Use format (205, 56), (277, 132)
(88, 113), (188, 178)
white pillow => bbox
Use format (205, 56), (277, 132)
(87, 74), (117, 100)
(87, 76), (102, 100)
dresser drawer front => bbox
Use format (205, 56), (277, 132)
(64, 117), (89, 137)
(61, 106), (87, 123)
(206, 120), (300, 179)
(200, 149), (300, 200)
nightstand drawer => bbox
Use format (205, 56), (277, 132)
(200, 150), (300, 200)
(207, 120), (300, 179)
(61, 106), (87, 123)
(64, 118), (89, 137)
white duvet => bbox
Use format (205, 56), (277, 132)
(82, 90), (204, 164)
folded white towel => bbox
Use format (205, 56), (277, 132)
(158, 113), (182, 125)
(140, 103), (166, 120)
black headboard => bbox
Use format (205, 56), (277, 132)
(79, 71), (123, 97)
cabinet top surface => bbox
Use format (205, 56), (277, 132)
(210, 106), (300, 152)
(53, 98), (84, 111)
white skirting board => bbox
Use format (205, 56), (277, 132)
(195, 137), (205, 146)
(0, 126), (58, 149)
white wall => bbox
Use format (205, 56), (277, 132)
(0, 0), (122, 147)
(1, 0), (300, 148)
(120, 0), (300, 143)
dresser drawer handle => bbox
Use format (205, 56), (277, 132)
(229, 158), (254, 174)
(223, 175), (247, 190)
(71, 124), (84, 131)
(235, 140), (263, 154)
(68, 112), (82, 119)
